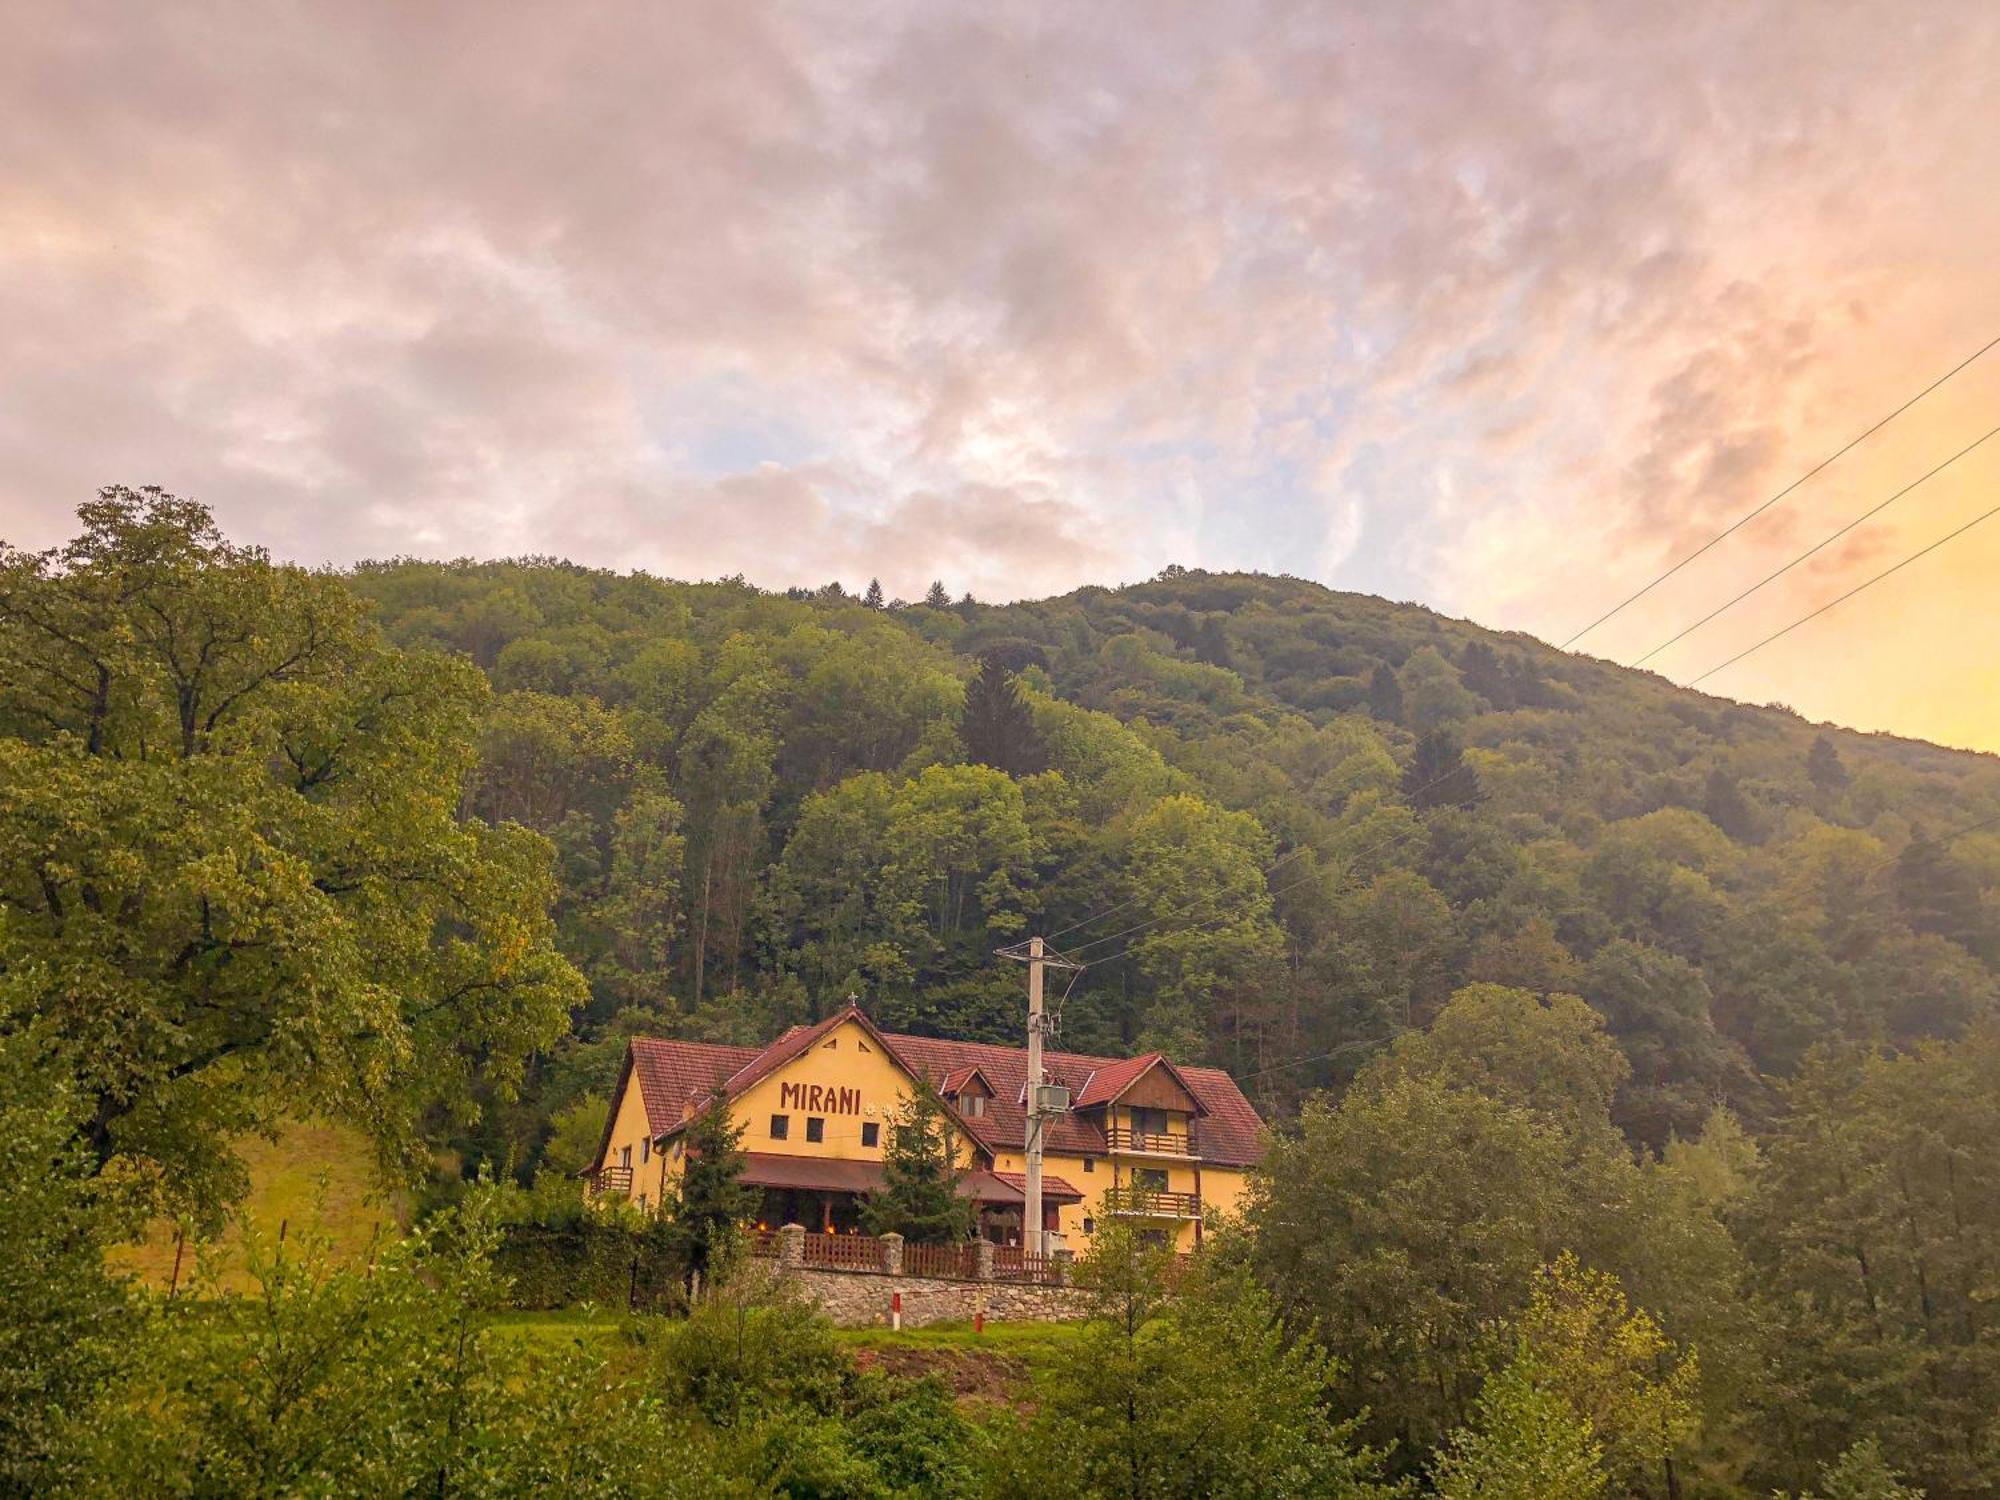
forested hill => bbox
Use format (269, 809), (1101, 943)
(349, 559), (2000, 1166)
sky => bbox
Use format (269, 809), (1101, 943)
(3, 2), (1998, 751)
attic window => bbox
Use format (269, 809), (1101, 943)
(858, 1040), (872, 1053)
(821, 1038), (837, 1050)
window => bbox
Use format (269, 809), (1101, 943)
(620, 1145), (631, 1169)
(806, 1117), (825, 1143)
(861, 1121), (880, 1148)
(1082, 1216), (1096, 1235)
(641, 1138), (650, 1163)
(1131, 1106), (1170, 1137)
(770, 1114), (790, 1140)
(965, 1095), (986, 1118)
(1082, 1156), (1094, 1172)
(1133, 1167), (1169, 1193)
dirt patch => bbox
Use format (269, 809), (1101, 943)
(850, 1345), (1033, 1408)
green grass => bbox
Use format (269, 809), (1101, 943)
(488, 1308), (627, 1348)
(108, 1119), (407, 1293)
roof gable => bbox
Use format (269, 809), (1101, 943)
(660, 1006), (990, 1155)
(1072, 1052), (1208, 1114)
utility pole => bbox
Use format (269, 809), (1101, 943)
(998, 936), (1078, 1257)
(1025, 935), (1046, 1256)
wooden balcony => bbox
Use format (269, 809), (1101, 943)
(1104, 1125), (1195, 1157)
(585, 1165), (633, 1199)
(1103, 1186), (1202, 1219)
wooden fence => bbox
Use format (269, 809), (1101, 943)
(801, 1231), (881, 1271)
(902, 1241), (982, 1279)
(991, 1245), (1062, 1285)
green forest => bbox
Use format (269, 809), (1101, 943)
(6, 488), (2000, 1497)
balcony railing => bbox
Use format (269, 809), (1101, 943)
(585, 1165), (633, 1199)
(1104, 1186), (1202, 1219)
(1104, 1125), (1195, 1156)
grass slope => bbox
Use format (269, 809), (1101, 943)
(109, 1119), (406, 1292)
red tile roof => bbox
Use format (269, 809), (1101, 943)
(613, 1006), (1266, 1169)
(631, 1037), (760, 1127)
(985, 1170), (1085, 1204)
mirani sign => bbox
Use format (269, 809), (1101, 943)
(779, 1080), (865, 1115)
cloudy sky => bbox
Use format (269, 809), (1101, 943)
(4, 2), (1998, 749)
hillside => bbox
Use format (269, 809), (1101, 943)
(347, 561), (2000, 1170)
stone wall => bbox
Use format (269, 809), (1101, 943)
(766, 1223), (1089, 1327)
(793, 1266), (1088, 1327)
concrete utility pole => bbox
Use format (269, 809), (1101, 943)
(1025, 934), (1046, 1256)
(998, 935), (1079, 1258)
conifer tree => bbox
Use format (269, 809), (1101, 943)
(860, 1080), (973, 1243)
(1367, 661), (1404, 721)
(862, 578), (884, 609)
(959, 657), (1049, 776)
(924, 580), (951, 608)
(1807, 734), (1850, 795)
(1403, 728), (1482, 810)
(1702, 767), (1756, 841)
(670, 1093), (755, 1286)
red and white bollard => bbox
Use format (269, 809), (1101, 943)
(891, 1290), (902, 1332)
(973, 1308), (985, 1336)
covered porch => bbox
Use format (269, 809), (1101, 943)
(738, 1152), (1082, 1245)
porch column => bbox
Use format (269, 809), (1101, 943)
(777, 1223), (805, 1271)
(880, 1232), (904, 1275)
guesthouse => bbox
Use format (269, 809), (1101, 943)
(583, 1004), (1264, 1253)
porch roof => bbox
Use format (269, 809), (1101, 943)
(737, 1153), (1082, 1205)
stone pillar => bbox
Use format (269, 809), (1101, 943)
(880, 1232), (904, 1275)
(1053, 1247), (1075, 1287)
(974, 1239), (995, 1281)
(777, 1222), (805, 1272)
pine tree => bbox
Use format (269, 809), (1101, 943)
(1403, 728), (1482, 811)
(860, 1081), (974, 1243)
(862, 578), (884, 610)
(669, 1093), (756, 1286)
(959, 657), (1049, 776)
(1807, 734), (1850, 795)
(1702, 767), (1756, 840)
(1893, 827), (1985, 949)
(1367, 662), (1405, 721)
(1459, 640), (1512, 708)
(923, 580), (950, 608)
(1193, 614), (1233, 669)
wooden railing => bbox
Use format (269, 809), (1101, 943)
(903, 1241), (981, 1280)
(1103, 1187), (1202, 1219)
(801, 1231), (880, 1271)
(991, 1245), (1063, 1285)
(585, 1165), (633, 1199)
(747, 1228), (779, 1260)
(1104, 1125), (1194, 1156)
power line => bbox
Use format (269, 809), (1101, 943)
(1629, 424), (2000, 668)
(1560, 333), (2000, 650)
(1056, 755), (1487, 957)
(1079, 784), (1489, 971)
(1044, 841), (1317, 945)
(1689, 493), (2000, 686)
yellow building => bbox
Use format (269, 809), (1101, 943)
(585, 1004), (1266, 1253)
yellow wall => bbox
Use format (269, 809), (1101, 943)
(728, 1017), (981, 1167)
(598, 1061), (668, 1209)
